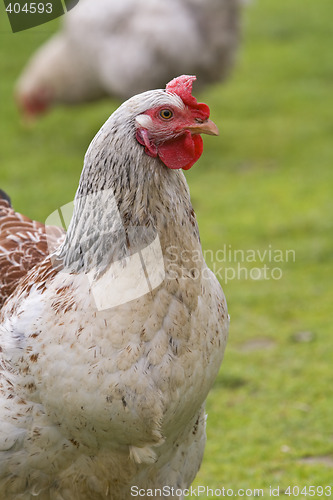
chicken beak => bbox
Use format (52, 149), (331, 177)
(188, 119), (219, 136)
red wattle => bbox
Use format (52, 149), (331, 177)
(157, 132), (203, 170)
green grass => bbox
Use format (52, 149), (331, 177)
(1, 0), (333, 497)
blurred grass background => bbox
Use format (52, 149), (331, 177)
(0, 0), (332, 497)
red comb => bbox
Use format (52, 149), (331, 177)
(165, 75), (210, 120)
(166, 75), (198, 107)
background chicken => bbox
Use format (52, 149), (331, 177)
(16, 0), (241, 117)
(0, 76), (229, 499)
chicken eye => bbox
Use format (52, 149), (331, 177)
(159, 109), (173, 120)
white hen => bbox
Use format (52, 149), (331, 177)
(16, 0), (241, 116)
(0, 75), (229, 499)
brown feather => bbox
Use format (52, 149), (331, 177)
(0, 198), (64, 307)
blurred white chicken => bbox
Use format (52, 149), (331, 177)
(16, 0), (241, 116)
(0, 75), (229, 499)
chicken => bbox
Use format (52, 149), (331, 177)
(16, 0), (241, 116)
(0, 192), (64, 308)
(0, 75), (229, 499)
